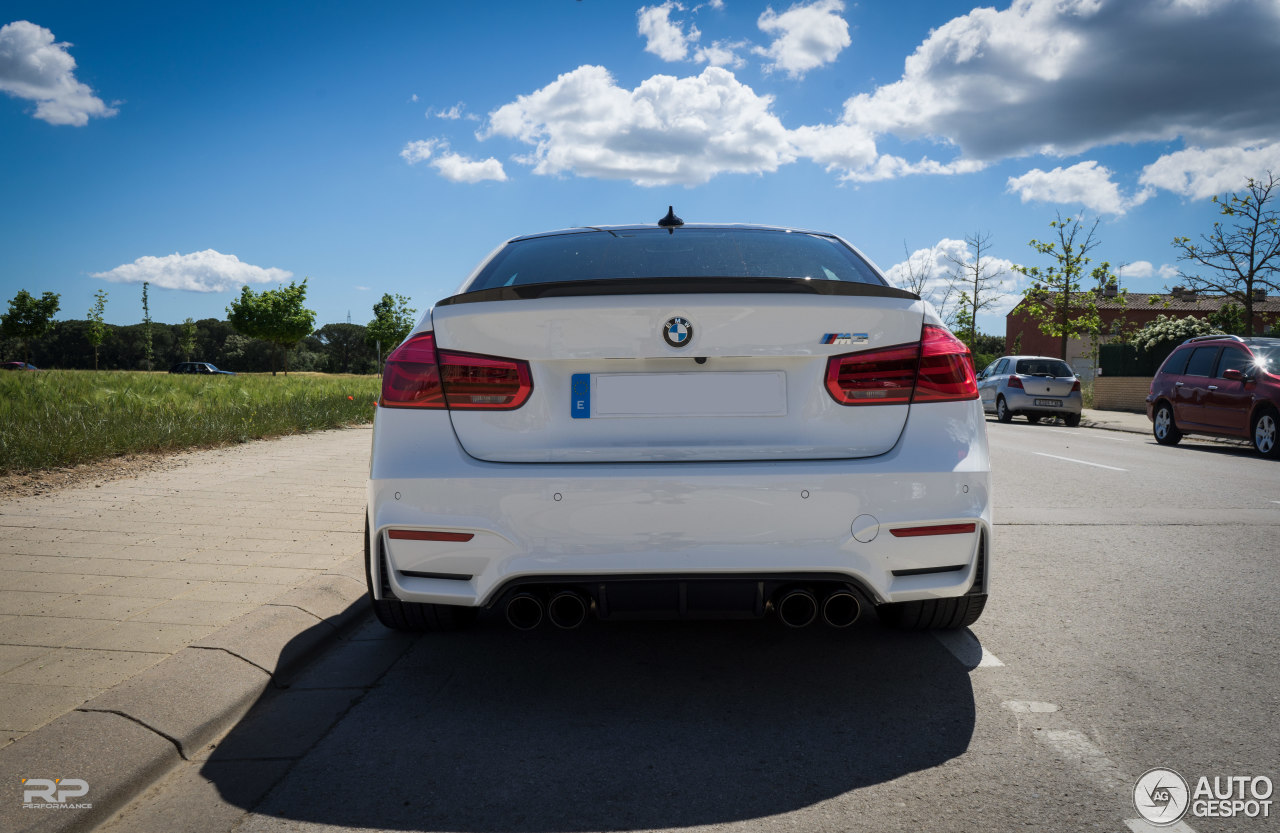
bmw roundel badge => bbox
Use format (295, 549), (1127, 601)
(663, 316), (694, 348)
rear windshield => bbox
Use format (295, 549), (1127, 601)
(465, 228), (887, 291)
(1014, 359), (1074, 377)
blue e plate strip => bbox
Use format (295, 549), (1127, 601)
(570, 373), (591, 419)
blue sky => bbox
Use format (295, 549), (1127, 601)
(3, 0), (1279, 336)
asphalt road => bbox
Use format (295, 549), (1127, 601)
(103, 419), (1280, 833)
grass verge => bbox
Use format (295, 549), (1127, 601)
(1, 370), (380, 474)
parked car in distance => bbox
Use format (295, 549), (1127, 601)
(1146, 335), (1280, 458)
(1, 361), (39, 371)
(366, 214), (991, 636)
(977, 355), (1083, 426)
(169, 362), (236, 376)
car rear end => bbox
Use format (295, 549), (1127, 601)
(1002, 357), (1082, 421)
(367, 224), (991, 631)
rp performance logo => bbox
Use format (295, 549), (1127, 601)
(21, 777), (92, 810)
(1134, 768), (1190, 826)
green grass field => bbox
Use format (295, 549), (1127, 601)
(0, 370), (381, 473)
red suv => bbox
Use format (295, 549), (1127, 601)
(1147, 335), (1280, 457)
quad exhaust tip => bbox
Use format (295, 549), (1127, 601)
(776, 589), (818, 628)
(777, 588), (861, 628)
(547, 590), (589, 630)
(821, 590), (861, 628)
(505, 592), (544, 630)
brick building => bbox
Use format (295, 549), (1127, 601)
(1004, 288), (1280, 378)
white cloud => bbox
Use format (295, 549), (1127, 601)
(1006, 161), (1152, 215)
(428, 102), (478, 121)
(638, 2), (700, 62)
(1121, 260), (1155, 278)
(400, 138), (506, 183)
(754, 0), (850, 79)
(1117, 261), (1178, 283)
(431, 151), (507, 183)
(819, 0), (1280, 180)
(0, 20), (116, 126)
(693, 39), (748, 69)
(400, 139), (440, 164)
(91, 250), (292, 293)
(485, 65), (794, 186)
(1139, 143), (1280, 200)
(884, 238), (1023, 316)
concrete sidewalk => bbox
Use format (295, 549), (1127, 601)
(1078, 407), (1153, 435)
(0, 427), (373, 832)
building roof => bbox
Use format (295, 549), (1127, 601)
(1009, 291), (1280, 315)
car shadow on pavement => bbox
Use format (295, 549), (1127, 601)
(200, 612), (977, 832)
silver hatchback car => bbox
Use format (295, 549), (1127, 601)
(977, 355), (1082, 426)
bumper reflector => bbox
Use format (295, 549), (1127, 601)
(387, 530), (475, 543)
(889, 523), (976, 538)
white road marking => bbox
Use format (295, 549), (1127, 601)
(1033, 452), (1128, 472)
(995, 704), (1201, 833)
(933, 629), (1004, 667)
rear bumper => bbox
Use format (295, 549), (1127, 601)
(368, 400), (991, 608)
(1003, 389), (1083, 416)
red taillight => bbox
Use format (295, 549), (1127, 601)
(914, 325), (979, 402)
(1007, 375), (1024, 389)
(381, 332), (445, 408)
(824, 325), (978, 406)
(380, 332), (533, 411)
(824, 342), (919, 405)
(1071, 379), (1081, 392)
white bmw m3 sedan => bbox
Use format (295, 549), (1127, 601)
(366, 212), (990, 633)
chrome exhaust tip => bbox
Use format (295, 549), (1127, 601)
(505, 592), (544, 630)
(547, 590), (589, 630)
(776, 588), (818, 628)
(821, 590), (861, 628)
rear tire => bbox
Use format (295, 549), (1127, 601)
(1253, 408), (1279, 458)
(878, 595), (987, 630)
(1152, 402), (1182, 446)
(364, 513), (475, 632)
(996, 396), (1012, 423)
(1063, 413), (1081, 427)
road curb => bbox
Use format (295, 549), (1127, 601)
(0, 571), (369, 833)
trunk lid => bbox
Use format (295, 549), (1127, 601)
(430, 290), (925, 463)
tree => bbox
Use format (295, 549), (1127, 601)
(945, 231), (1008, 349)
(1172, 172), (1280, 334)
(226, 279), (317, 375)
(313, 322), (374, 374)
(1013, 215), (1114, 360)
(892, 242), (959, 325)
(86, 289), (108, 370)
(1, 289), (61, 365)
(179, 317), (197, 362)
(366, 293), (417, 369)
(1207, 302), (1247, 336)
(140, 282), (154, 370)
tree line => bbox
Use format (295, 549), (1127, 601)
(1, 280), (418, 374)
(897, 171), (1279, 362)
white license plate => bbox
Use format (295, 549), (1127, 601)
(1034, 398), (1063, 407)
(589, 372), (787, 418)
